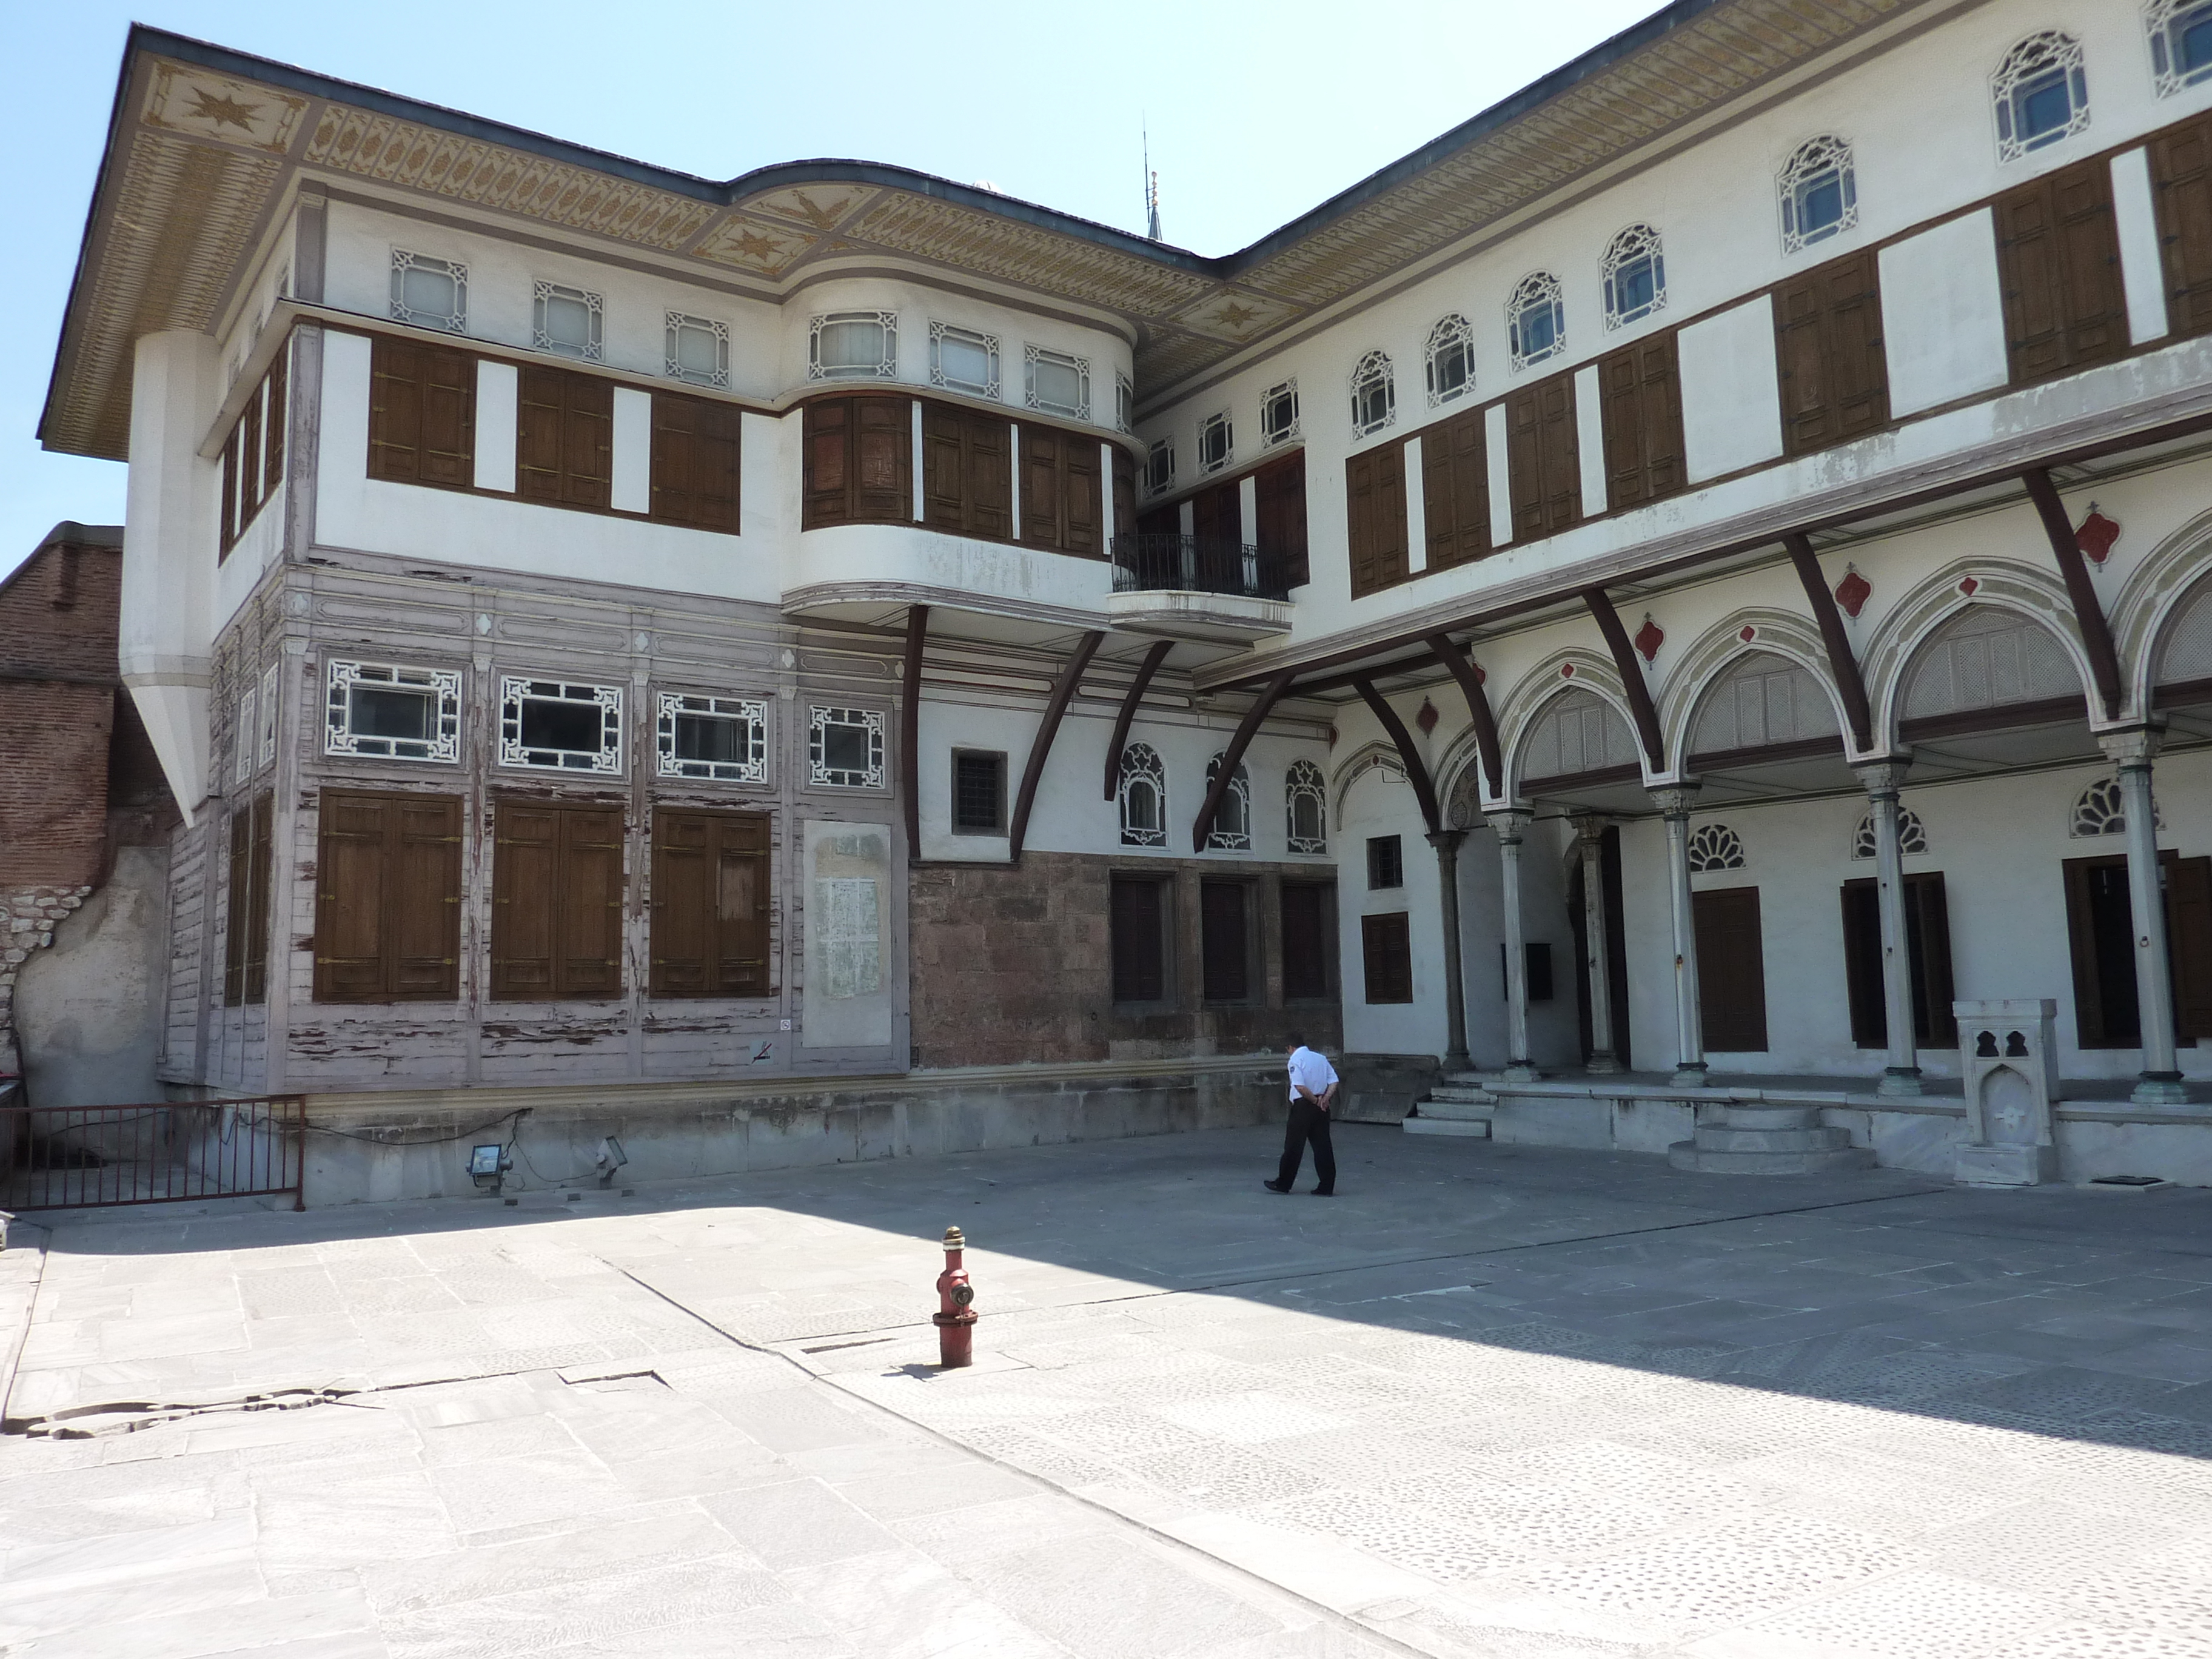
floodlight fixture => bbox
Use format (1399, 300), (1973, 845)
(469, 1143), (512, 1193)
(595, 1136), (628, 1186)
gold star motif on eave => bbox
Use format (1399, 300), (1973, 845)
(732, 231), (783, 261)
(1211, 301), (1259, 332)
(186, 89), (262, 133)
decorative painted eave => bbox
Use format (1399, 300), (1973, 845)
(44, 1), (1931, 463)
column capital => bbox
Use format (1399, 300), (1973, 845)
(1647, 784), (1700, 819)
(1851, 757), (1911, 796)
(1569, 812), (1611, 840)
(1425, 828), (1468, 853)
(1486, 806), (1532, 843)
(2097, 723), (2164, 768)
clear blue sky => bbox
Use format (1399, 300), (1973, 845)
(1, 0), (1669, 581)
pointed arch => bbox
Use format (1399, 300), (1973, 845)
(1859, 561), (2097, 748)
(2108, 503), (2212, 716)
(1494, 651), (1643, 801)
(1658, 609), (1851, 768)
(1330, 742), (1413, 831)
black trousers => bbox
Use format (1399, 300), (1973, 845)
(1276, 1099), (1336, 1193)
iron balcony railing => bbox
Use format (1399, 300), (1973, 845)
(1112, 534), (1290, 602)
(1, 1096), (306, 1211)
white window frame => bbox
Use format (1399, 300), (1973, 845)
(666, 312), (731, 389)
(656, 692), (768, 783)
(2150, 0), (2212, 97)
(1204, 754), (1252, 851)
(1025, 345), (1091, 420)
(1260, 379), (1301, 447)
(809, 312), (898, 381)
(1144, 437), (1175, 498)
(1992, 30), (2091, 162)
(324, 659), (463, 764)
(1285, 760), (1327, 855)
(1424, 317), (1475, 407)
(498, 677), (624, 774)
(808, 706), (886, 789)
(1197, 411), (1233, 476)
(1118, 742), (1168, 848)
(1349, 350), (1396, 438)
(389, 250), (467, 333)
(534, 280), (605, 362)
(1116, 372), (1134, 434)
(1778, 136), (1859, 255)
(1507, 273), (1566, 372)
(258, 662), (279, 770)
(1601, 225), (1667, 330)
(929, 322), (1000, 399)
(1686, 823), (1746, 872)
(232, 682), (258, 786)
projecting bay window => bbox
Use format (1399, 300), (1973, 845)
(312, 789), (463, 1002)
(324, 660), (461, 763)
(218, 347), (287, 558)
(650, 808), (771, 998)
(656, 692), (766, 782)
(223, 793), (273, 1008)
(491, 802), (625, 1000)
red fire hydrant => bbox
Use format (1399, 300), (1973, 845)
(933, 1225), (977, 1368)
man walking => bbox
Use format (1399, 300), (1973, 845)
(1265, 1035), (1339, 1196)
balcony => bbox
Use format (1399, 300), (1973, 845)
(1107, 533), (1293, 645)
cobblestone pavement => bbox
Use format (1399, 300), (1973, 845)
(6, 1125), (2212, 1657)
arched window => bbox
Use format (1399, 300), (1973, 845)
(1778, 136), (1857, 254)
(1507, 273), (1565, 371)
(1687, 825), (1746, 872)
(2070, 777), (2160, 837)
(2150, 0), (2212, 97)
(1517, 688), (1640, 791)
(1687, 651), (1840, 762)
(1425, 315), (1475, 406)
(1204, 754), (1252, 850)
(1601, 226), (1666, 329)
(1285, 760), (1327, 854)
(1349, 351), (1396, 437)
(1852, 807), (1928, 858)
(1119, 743), (1167, 846)
(1993, 32), (2090, 161)
(1899, 607), (2082, 727)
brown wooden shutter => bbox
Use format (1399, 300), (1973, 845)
(1775, 250), (1888, 457)
(264, 347), (287, 497)
(1906, 872), (1957, 1045)
(649, 390), (740, 532)
(1840, 878), (1883, 1048)
(1281, 883), (1330, 1001)
(560, 806), (625, 1000)
(312, 789), (459, 1003)
(651, 809), (712, 996)
(1422, 405), (1490, 570)
(1692, 885), (1768, 1051)
(1111, 446), (1138, 551)
(516, 366), (564, 503)
(714, 813), (771, 997)
(1506, 374), (1581, 538)
(243, 792), (273, 1005)
(224, 805), (251, 1007)
(2170, 855), (2212, 1044)
(1110, 877), (1166, 1003)
(219, 428), (240, 557)
(1064, 436), (1101, 556)
(803, 397), (854, 528)
(492, 802), (560, 1000)
(1598, 333), (1686, 510)
(1997, 159), (2128, 387)
(369, 337), (424, 482)
(313, 791), (389, 1003)
(392, 794), (462, 999)
(1345, 443), (1408, 598)
(1255, 452), (1309, 588)
(1361, 911), (1413, 1004)
(964, 411), (1011, 538)
(420, 344), (475, 488)
(1022, 423), (1064, 545)
(854, 396), (913, 523)
(240, 388), (264, 515)
(2152, 110), (2212, 339)
(517, 366), (612, 509)
(1201, 880), (1248, 1002)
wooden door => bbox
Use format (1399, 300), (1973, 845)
(1692, 885), (1768, 1051)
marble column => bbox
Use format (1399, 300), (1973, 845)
(1492, 808), (1538, 1082)
(1428, 828), (1470, 1073)
(1651, 786), (1706, 1086)
(1572, 816), (1620, 1073)
(2102, 729), (2187, 1105)
(1852, 760), (1922, 1097)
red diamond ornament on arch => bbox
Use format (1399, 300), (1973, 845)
(1633, 614), (1664, 665)
(1835, 566), (1871, 618)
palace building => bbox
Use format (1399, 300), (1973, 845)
(37, 2), (2212, 1196)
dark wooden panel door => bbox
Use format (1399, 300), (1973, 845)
(1692, 885), (1768, 1051)
(1111, 877), (1166, 1003)
(1598, 333), (1685, 509)
(225, 806), (252, 1007)
(243, 793), (273, 1005)
(853, 397), (912, 523)
(2172, 855), (2212, 1043)
(1997, 159), (2127, 386)
(2154, 112), (2212, 338)
(1281, 883), (1331, 1001)
(651, 809), (712, 996)
(1022, 423), (1062, 545)
(1360, 911), (1413, 1004)
(1191, 478), (1241, 546)
(1064, 434), (1102, 556)
(418, 344), (475, 488)
(1201, 880), (1248, 1002)
(1423, 404), (1490, 569)
(1112, 446), (1138, 551)
(315, 789), (460, 1002)
(558, 807), (625, 1000)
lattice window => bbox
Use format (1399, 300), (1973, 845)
(1687, 824), (1746, 871)
(808, 706), (884, 789)
(389, 250), (466, 332)
(499, 677), (623, 774)
(657, 692), (766, 782)
(2151, 0), (2212, 95)
(1285, 760), (1327, 854)
(1204, 753), (1252, 850)
(1349, 350), (1396, 438)
(1601, 226), (1667, 329)
(1779, 136), (1858, 253)
(1261, 379), (1300, 446)
(809, 312), (894, 382)
(1426, 315), (1475, 406)
(325, 660), (462, 763)
(1025, 345), (1090, 419)
(1851, 808), (1929, 859)
(232, 681), (258, 786)
(1994, 32), (2090, 161)
(1145, 437), (1175, 497)
(258, 663), (279, 769)
(1507, 273), (1565, 371)
(930, 323), (999, 398)
(1198, 411), (1233, 475)
(534, 281), (603, 361)
(668, 312), (731, 389)
(2070, 776), (2162, 837)
(1900, 608), (2081, 721)
(1116, 372), (1134, 434)
(1119, 742), (1167, 847)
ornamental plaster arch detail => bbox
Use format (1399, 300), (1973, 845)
(1432, 723), (1490, 828)
(2107, 503), (2212, 714)
(1655, 609), (1848, 773)
(1858, 560), (2097, 749)
(1330, 741), (1413, 831)
(1494, 649), (1640, 804)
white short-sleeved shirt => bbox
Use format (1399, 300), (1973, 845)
(1287, 1046), (1339, 1102)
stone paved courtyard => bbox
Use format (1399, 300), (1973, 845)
(6, 1124), (2212, 1657)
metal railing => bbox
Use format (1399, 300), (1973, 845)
(0, 1097), (306, 1211)
(1113, 534), (1290, 602)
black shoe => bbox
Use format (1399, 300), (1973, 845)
(1311, 1188), (1334, 1196)
(1263, 1179), (1291, 1193)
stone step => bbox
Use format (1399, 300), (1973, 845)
(1690, 1125), (1856, 1155)
(1404, 1116), (1491, 1138)
(1414, 1098), (1494, 1123)
(1718, 1105), (1825, 1131)
(1426, 1085), (1496, 1105)
(1667, 1140), (1875, 1175)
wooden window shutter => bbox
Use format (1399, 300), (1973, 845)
(1840, 879), (1883, 1048)
(418, 343), (476, 488)
(1598, 335), (1684, 510)
(518, 366), (612, 509)
(243, 791), (273, 1005)
(650, 809), (712, 996)
(559, 806), (626, 1000)
(1361, 911), (1413, 1004)
(492, 802), (561, 1000)
(853, 396), (913, 523)
(264, 347), (287, 497)
(368, 336), (424, 482)
(2169, 855), (2212, 1043)
(2152, 111), (2212, 339)
(1063, 435), (1102, 556)
(1111, 446), (1138, 549)
(1996, 159), (2127, 387)
(803, 398), (854, 528)
(219, 428), (240, 556)
(1344, 444), (1408, 598)
(313, 791), (389, 1003)
(649, 390), (740, 533)
(964, 411), (1011, 539)
(240, 388), (264, 515)
(1423, 406), (1490, 570)
(1504, 380), (1582, 538)
(313, 789), (459, 1003)
(392, 794), (462, 998)
(1775, 250), (1888, 456)
(1692, 886), (1768, 1051)
(715, 813), (771, 997)
(1201, 880), (1248, 1002)
(1111, 878), (1166, 1002)
(1022, 423), (1064, 545)
(516, 366), (565, 503)
(1192, 478), (1242, 548)
(224, 806), (251, 1007)
(1255, 452), (1309, 587)
(1281, 884), (1329, 1000)
(1346, 451), (1378, 597)
(922, 402), (965, 531)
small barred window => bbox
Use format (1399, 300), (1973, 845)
(1204, 753), (1252, 850)
(1601, 226), (1666, 329)
(1145, 437), (1175, 497)
(2151, 0), (2212, 95)
(1285, 760), (1327, 854)
(930, 323), (999, 398)
(809, 312), (895, 382)
(1119, 742), (1167, 847)
(1260, 379), (1299, 446)
(1507, 273), (1565, 371)
(1426, 315), (1475, 406)
(1349, 350), (1396, 438)
(1026, 346), (1090, 420)
(1993, 32), (2090, 161)
(1198, 411), (1233, 475)
(668, 312), (732, 388)
(1116, 372), (1134, 434)
(534, 281), (603, 361)
(1779, 136), (1858, 253)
